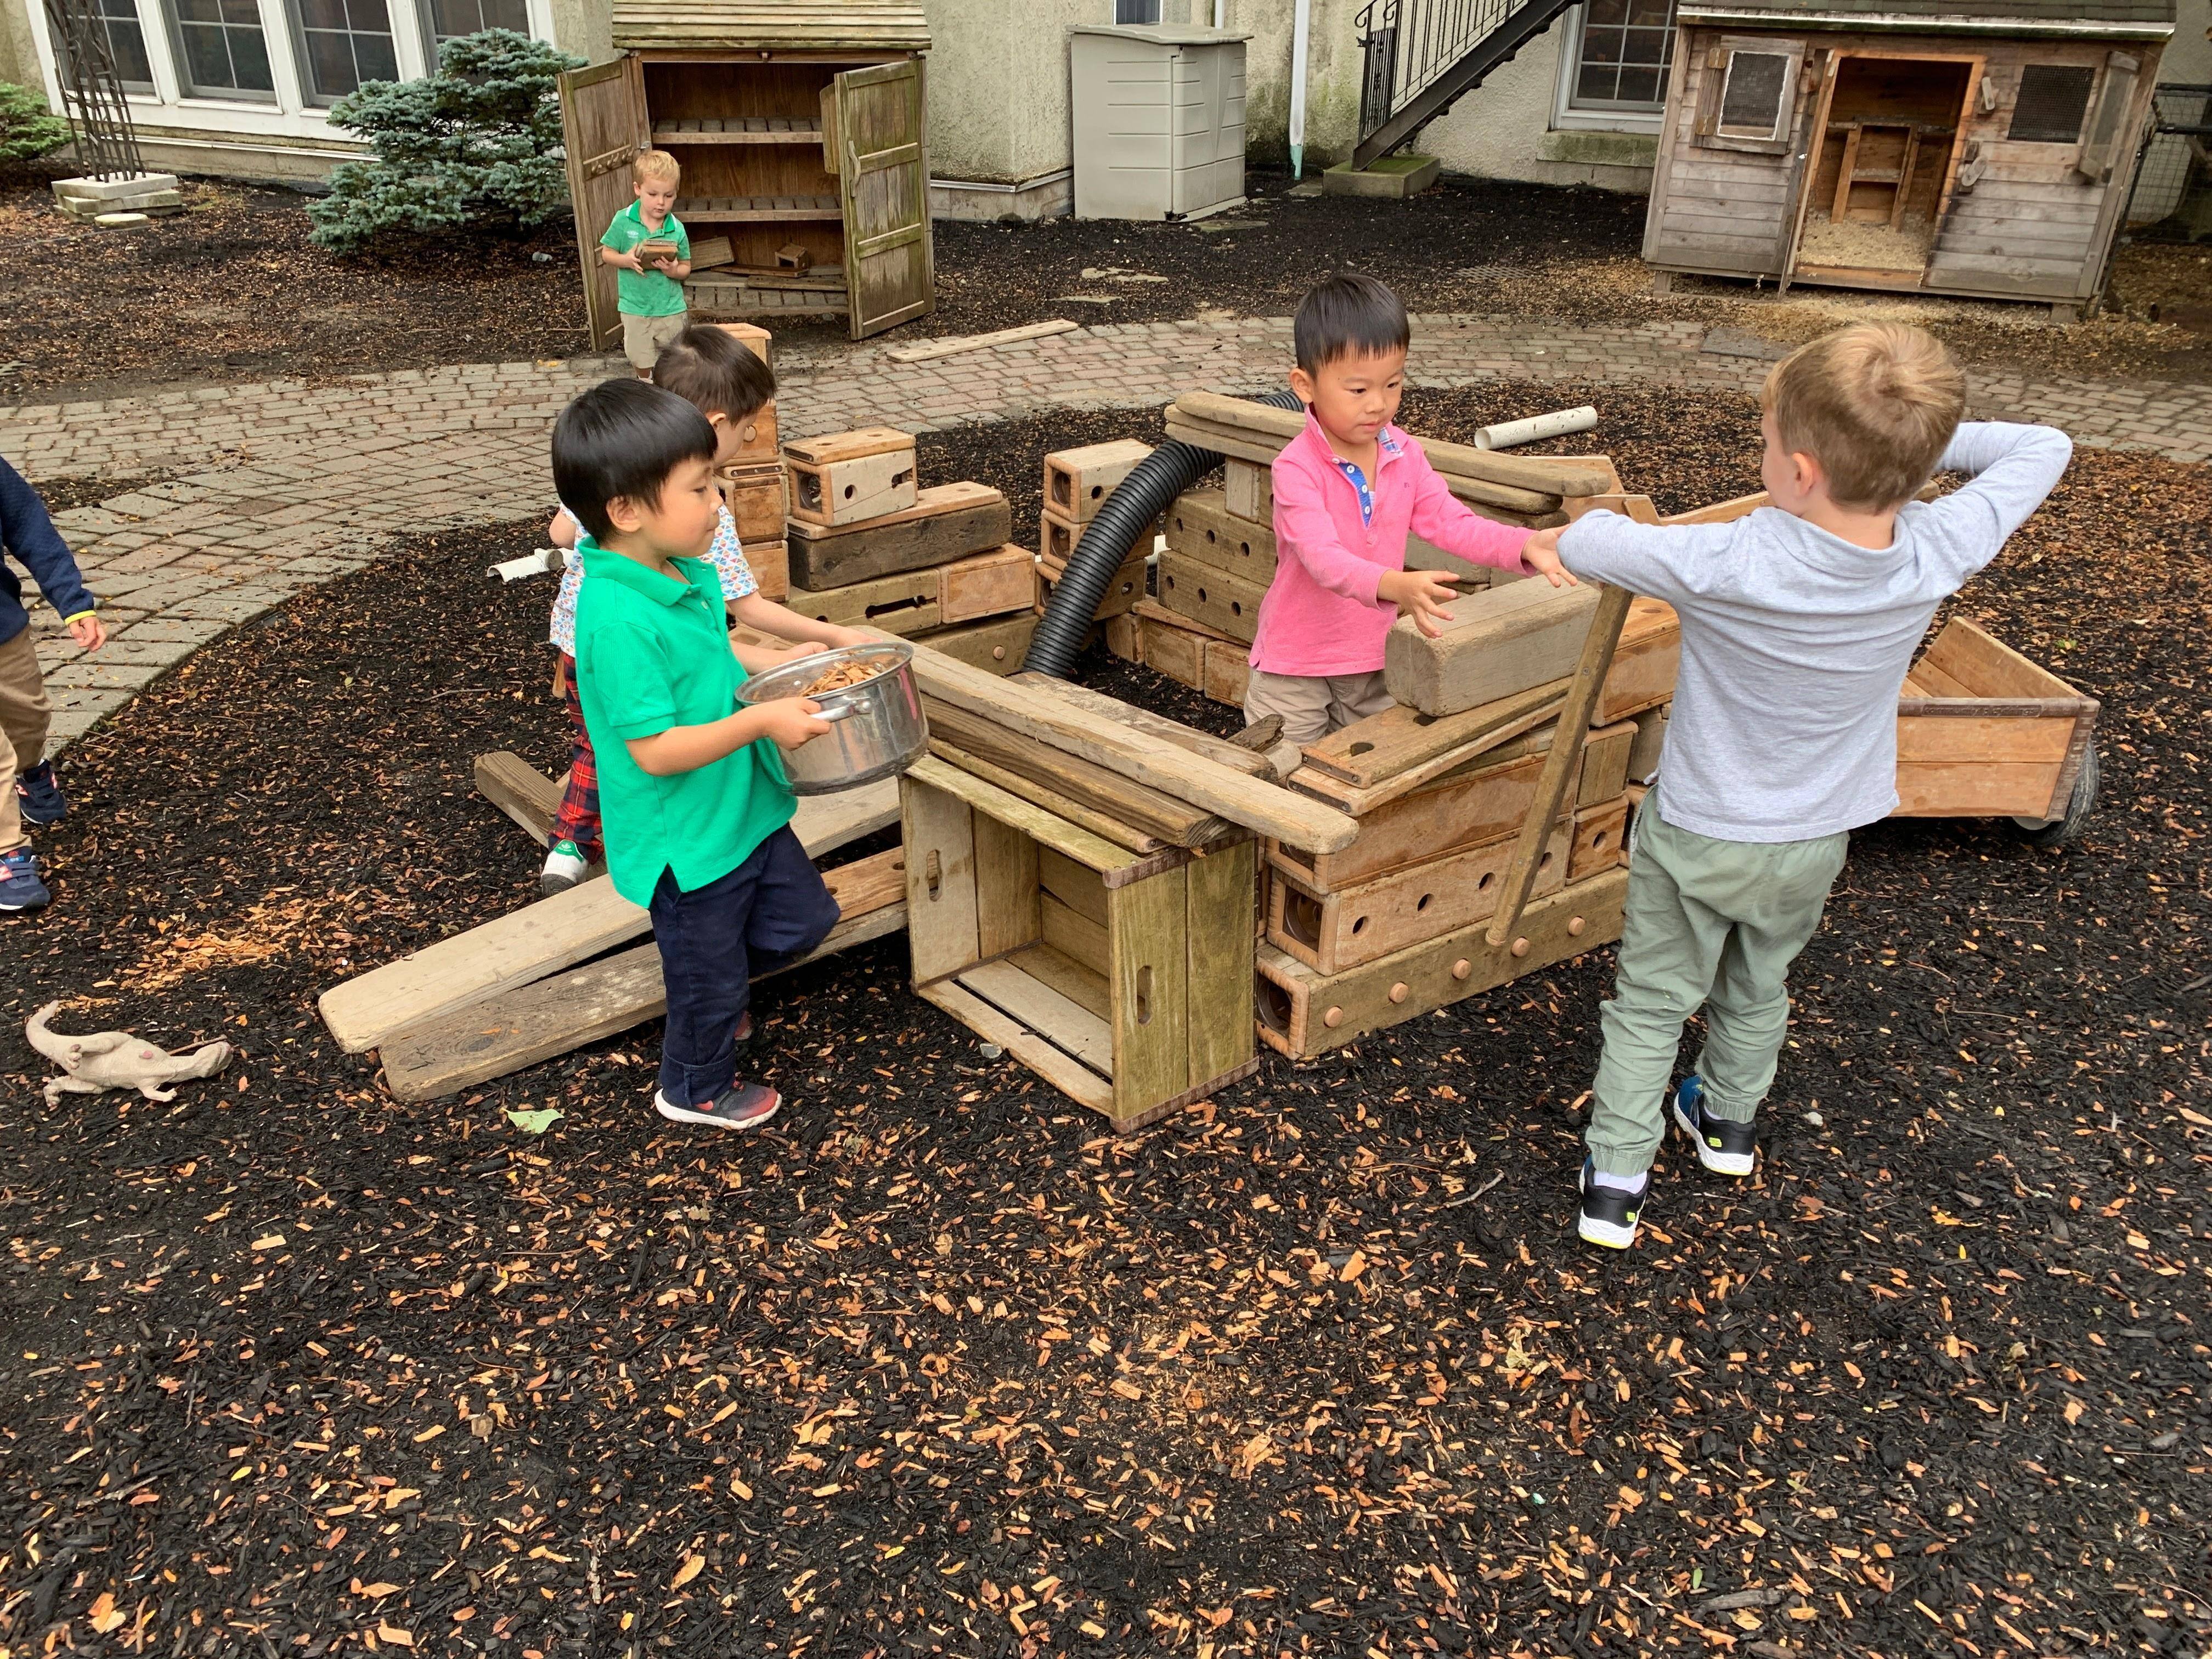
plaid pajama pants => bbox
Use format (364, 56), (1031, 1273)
(552, 653), (602, 857)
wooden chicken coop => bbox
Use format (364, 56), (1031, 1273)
(557, 0), (935, 343)
(1644, 0), (2173, 317)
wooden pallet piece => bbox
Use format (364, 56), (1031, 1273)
(1274, 749), (1549, 892)
(377, 851), (909, 1103)
(894, 638), (1355, 854)
(1156, 551), (1267, 645)
(912, 610), (1039, 676)
(1223, 458), (1272, 524)
(1256, 869), (1629, 1058)
(1165, 409), (1565, 520)
(783, 427), (917, 527)
(1043, 438), (1153, 523)
(1570, 797), (1630, 881)
(783, 482), (1012, 590)
(1385, 579), (1601, 718)
(1266, 817), (1570, 975)
(743, 538), (788, 603)
(785, 544), (1034, 635)
(1298, 681), (1567, 790)
(1290, 692), (1567, 819)
(1037, 547), (1147, 621)
(318, 778), (899, 1054)
(928, 739), (1164, 855)
(718, 462), (786, 543)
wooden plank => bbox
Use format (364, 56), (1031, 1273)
(783, 481), (1010, 589)
(1272, 751), (1551, 893)
(1043, 438), (1153, 523)
(1922, 617), (2081, 702)
(1165, 410), (1564, 516)
(1037, 844), (1109, 929)
(1256, 869), (1629, 1058)
(957, 960), (1113, 1075)
(904, 754), (1140, 877)
(1570, 797), (1630, 882)
(1579, 721), (1637, 809)
(882, 319), (1080, 363)
(1903, 657), (1978, 701)
(928, 740), (1162, 855)
(917, 979), (1113, 1113)
(1290, 694), (1567, 819)
(973, 812), (1040, 960)
(939, 545), (1037, 625)
(902, 773), (980, 984)
(1384, 578), (1601, 717)
(320, 780), (898, 1054)
(1010, 943), (1110, 1020)
(1892, 760), (2071, 817)
(1040, 891), (1107, 966)
(1109, 866), (1190, 1123)
(1184, 839), (1256, 1090)
(1300, 682), (1568, 789)
(1594, 596), (1682, 725)
(1895, 713), (2074, 766)
(899, 636), (1357, 854)
(1155, 552), (1266, 645)
(1663, 490), (1769, 525)
(1008, 668), (1274, 776)
(924, 702), (1227, 848)
(474, 751), (563, 843)
(786, 543), (1031, 634)
(914, 610), (1037, 676)
(379, 896), (907, 1104)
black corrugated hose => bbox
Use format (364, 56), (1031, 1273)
(1020, 388), (1306, 678)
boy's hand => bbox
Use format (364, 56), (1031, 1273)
(67, 614), (106, 652)
(1375, 568), (1460, 639)
(759, 697), (832, 751)
(1520, 529), (1578, 589)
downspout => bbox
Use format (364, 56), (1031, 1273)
(1289, 0), (1312, 178)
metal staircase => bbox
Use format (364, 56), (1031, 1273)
(1352, 0), (1583, 171)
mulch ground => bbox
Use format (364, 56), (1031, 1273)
(4, 161), (2205, 407)
(1, 392), (2208, 1659)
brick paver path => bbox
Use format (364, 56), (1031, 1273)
(3, 315), (2207, 746)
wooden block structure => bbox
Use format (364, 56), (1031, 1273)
(785, 544), (1034, 637)
(901, 754), (1257, 1132)
(1223, 458), (1272, 523)
(785, 482), (1011, 589)
(1043, 438), (1152, 522)
(720, 463), (787, 543)
(784, 427), (918, 527)
(1039, 546), (1147, 622)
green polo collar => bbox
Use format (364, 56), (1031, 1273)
(579, 537), (707, 607)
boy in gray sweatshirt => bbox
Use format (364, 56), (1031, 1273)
(1523, 322), (2073, 1249)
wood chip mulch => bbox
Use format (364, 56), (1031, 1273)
(1, 392), (2206, 1659)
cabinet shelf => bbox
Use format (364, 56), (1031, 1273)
(655, 117), (823, 145)
(675, 194), (843, 223)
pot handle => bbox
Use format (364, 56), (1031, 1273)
(815, 699), (865, 722)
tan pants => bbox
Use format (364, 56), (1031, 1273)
(1243, 667), (1393, 778)
(0, 627), (53, 856)
(622, 309), (689, 373)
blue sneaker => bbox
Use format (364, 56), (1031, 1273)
(1577, 1159), (1650, 1250)
(15, 760), (65, 827)
(1672, 1075), (1757, 1177)
(0, 848), (50, 913)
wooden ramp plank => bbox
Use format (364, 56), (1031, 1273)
(320, 778), (900, 1054)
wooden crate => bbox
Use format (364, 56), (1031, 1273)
(1156, 552), (1265, 645)
(784, 427), (917, 527)
(719, 462), (786, 543)
(1893, 618), (2097, 821)
(901, 755), (1257, 1131)
(1043, 438), (1152, 523)
(1223, 458), (1272, 524)
(784, 544), (1033, 635)
(1266, 817), (1570, 975)
(1038, 548), (1147, 621)
(785, 481), (1010, 590)
(743, 537), (788, 603)
(1256, 870), (1629, 1058)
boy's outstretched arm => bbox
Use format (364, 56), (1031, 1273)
(1403, 445), (1560, 579)
(1, 454), (103, 651)
(1551, 510), (1729, 603)
(728, 592), (868, 652)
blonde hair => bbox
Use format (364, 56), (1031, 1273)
(1762, 323), (1965, 510)
(633, 149), (681, 188)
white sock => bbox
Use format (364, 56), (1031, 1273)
(1590, 1167), (1647, 1195)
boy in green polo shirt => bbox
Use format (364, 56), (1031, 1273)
(552, 378), (839, 1130)
(600, 150), (692, 379)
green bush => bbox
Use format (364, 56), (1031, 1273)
(0, 82), (71, 163)
(307, 30), (583, 255)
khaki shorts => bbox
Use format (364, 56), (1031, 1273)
(1243, 667), (1394, 778)
(622, 309), (689, 373)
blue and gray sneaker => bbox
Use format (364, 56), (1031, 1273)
(1672, 1074), (1757, 1177)
(0, 848), (51, 913)
(15, 760), (65, 827)
(1577, 1159), (1650, 1250)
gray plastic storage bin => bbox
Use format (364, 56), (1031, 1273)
(1071, 24), (1249, 221)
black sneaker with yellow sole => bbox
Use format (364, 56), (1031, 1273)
(1577, 1159), (1650, 1250)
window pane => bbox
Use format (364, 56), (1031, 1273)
(354, 27), (396, 80)
(1568, 0), (1677, 111)
(299, 0), (343, 28)
(483, 0), (525, 29)
(296, 0), (396, 101)
(229, 22), (273, 87)
(304, 29), (356, 93)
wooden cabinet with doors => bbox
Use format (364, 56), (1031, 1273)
(557, 1), (935, 344)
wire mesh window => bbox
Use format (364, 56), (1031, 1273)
(419, 0), (527, 55)
(171, 0), (275, 95)
(2008, 64), (2095, 144)
(1571, 0), (1678, 111)
(291, 0), (397, 101)
(82, 0), (156, 88)
(2125, 84), (2212, 235)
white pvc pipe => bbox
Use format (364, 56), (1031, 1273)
(489, 549), (565, 582)
(1289, 0), (1311, 179)
(1474, 405), (1600, 450)
(1212, 0), (1226, 25)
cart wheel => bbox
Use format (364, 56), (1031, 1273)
(2011, 741), (2098, 848)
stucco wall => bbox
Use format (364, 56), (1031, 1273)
(0, 0), (43, 104)
(2164, 0), (2209, 81)
(921, 0), (1093, 185)
(547, 0), (612, 67)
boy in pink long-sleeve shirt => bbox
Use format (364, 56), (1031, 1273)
(1246, 274), (1573, 775)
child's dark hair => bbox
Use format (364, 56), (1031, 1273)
(551, 379), (718, 543)
(1294, 273), (1410, 374)
(653, 324), (777, 421)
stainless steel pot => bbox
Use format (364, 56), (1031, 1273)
(737, 641), (928, 795)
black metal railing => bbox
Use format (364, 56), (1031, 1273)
(1353, 0), (1579, 167)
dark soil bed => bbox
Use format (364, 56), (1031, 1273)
(1, 394), (2207, 1659)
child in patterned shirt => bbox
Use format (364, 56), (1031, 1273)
(540, 326), (868, 893)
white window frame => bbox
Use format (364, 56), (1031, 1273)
(1550, 0), (1677, 135)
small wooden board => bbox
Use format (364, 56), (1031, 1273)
(784, 482), (1012, 590)
(1223, 458), (1272, 524)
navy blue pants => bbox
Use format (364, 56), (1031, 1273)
(648, 825), (840, 1107)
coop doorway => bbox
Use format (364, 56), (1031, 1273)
(1791, 54), (1978, 285)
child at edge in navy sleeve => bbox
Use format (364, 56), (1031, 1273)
(551, 379), (841, 1131)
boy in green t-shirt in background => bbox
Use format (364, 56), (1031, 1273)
(600, 150), (692, 379)
(552, 378), (838, 1130)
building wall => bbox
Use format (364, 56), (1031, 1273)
(1, 0), (40, 101)
(2165, 0), (2209, 80)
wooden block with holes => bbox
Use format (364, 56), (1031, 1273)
(1040, 510), (1080, 567)
(1269, 749), (1549, 892)
(1266, 817), (1570, 975)
(720, 398), (778, 466)
(1156, 552), (1266, 645)
(1043, 439), (1153, 523)
(710, 320), (771, 366)
(913, 611), (1040, 677)
(1166, 488), (1276, 583)
(784, 544), (1032, 636)
(1132, 602), (1249, 707)
(1039, 547), (1146, 621)
(718, 463), (786, 543)
(1570, 797), (1629, 881)
(1255, 870), (1629, 1058)
(785, 482), (1011, 590)
(901, 754), (1256, 1132)
(743, 538), (788, 603)
(783, 428), (917, 527)
(1224, 458), (1272, 523)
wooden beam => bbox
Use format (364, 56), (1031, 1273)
(475, 751), (563, 844)
(882, 319), (1080, 363)
(1009, 669), (1274, 778)
(1384, 579), (1601, 718)
(783, 481), (1011, 590)
(1297, 682), (1568, 789)
(928, 739), (1165, 855)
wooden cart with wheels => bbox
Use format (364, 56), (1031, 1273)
(1894, 617), (2100, 847)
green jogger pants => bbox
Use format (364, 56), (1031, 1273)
(1586, 803), (1849, 1178)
